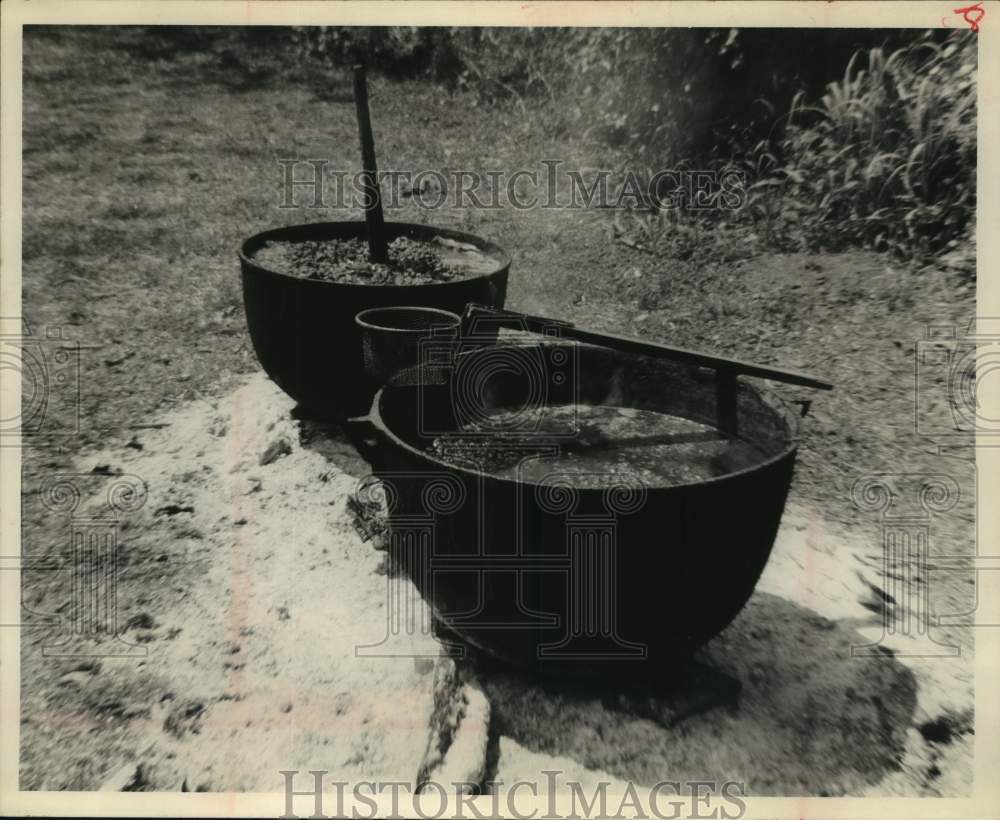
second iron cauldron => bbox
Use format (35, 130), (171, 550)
(239, 221), (510, 419)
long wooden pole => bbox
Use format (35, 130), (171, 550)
(462, 304), (834, 391)
(353, 65), (388, 263)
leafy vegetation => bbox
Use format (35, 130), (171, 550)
(282, 26), (978, 275)
(60, 25), (977, 274)
(747, 36), (976, 270)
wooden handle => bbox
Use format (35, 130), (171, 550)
(353, 65), (388, 264)
(462, 304), (833, 391)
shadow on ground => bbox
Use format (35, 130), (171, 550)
(470, 592), (917, 796)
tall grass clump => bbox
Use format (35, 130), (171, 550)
(748, 34), (976, 270)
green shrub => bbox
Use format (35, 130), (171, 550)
(748, 33), (976, 266)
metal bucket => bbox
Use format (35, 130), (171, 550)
(356, 306), (461, 390)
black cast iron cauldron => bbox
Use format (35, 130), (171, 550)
(239, 221), (510, 419)
(350, 341), (801, 680)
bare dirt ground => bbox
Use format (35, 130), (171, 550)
(17, 27), (977, 795)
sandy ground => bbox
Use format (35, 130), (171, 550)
(20, 376), (445, 792)
(19, 372), (972, 796)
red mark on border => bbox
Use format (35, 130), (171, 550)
(954, 2), (985, 32)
